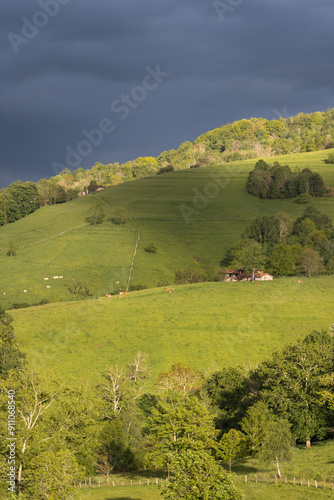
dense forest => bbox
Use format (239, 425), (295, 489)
(1, 307), (334, 498)
(1, 109), (334, 227)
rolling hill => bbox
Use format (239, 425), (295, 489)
(1, 148), (333, 382)
(0, 149), (334, 311)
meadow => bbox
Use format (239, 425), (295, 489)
(76, 439), (334, 499)
(10, 276), (334, 384)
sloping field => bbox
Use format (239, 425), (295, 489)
(0, 150), (334, 308)
(11, 276), (334, 383)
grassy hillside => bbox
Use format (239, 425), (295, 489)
(0, 149), (334, 310)
(10, 276), (334, 383)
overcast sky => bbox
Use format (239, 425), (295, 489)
(1, 0), (334, 187)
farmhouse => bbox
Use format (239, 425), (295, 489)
(225, 269), (274, 282)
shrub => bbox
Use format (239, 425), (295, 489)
(144, 242), (157, 253)
(295, 193), (311, 204)
(157, 164), (174, 174)
(68, 279), (91, 297)
(11, 303), (30, 309)
(325, 152), (334, 164)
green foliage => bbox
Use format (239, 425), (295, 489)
(241, 401), (271, 465)
(259, 330), (334, 446)
(325, 151), (334, 164)
(229, 239), (267, 279)
(0, 306), (25, 378)
(114, 207), (128, 225)
(261, 418), (294, 478)
(299, 247), (325, 277)
(68, 279), (91, 297)
(145, 242), (157, 253)
(6, 241), (16, 258)
(86, 205), (105, 225)
(88, 180), (99, 193)
(161, 450), (243, 500)
(146, 392), (217, 470)
(25, 449), (84, 499)
(268, 243), (301, 275)
(218, 429), (247, 472)
(246, 161), (326, 199)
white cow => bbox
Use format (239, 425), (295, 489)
(44, 278), (49, 281)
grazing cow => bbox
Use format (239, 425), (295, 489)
(171, 288), (175, 292)
(255, 283), (259, 286)
(168, 290), (172, 294)
(44, 278), (49, 281)
(46, 286), (51, 289)
(59, 276), (63, 279)
(3, 292), (5, 295)
(115, 281), (120, 284)
(298, 280), (303, 283)
(53, 276), (58, 279)
(23, 290), (27, 293)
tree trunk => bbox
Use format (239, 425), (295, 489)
(229, 461), (232, 473)
(306, 438), (311, 449)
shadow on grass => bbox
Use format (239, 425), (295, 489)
(104, 498), (142, 500)
(113, 469), (166, 480)
(225, 461), (261, 475)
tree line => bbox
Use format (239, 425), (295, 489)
(1, 306), (334, 498)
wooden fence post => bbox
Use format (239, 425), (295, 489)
(98, 480), (100, 487)
(147, 479), (150, 486)
(307, 479), (310, 487)
(112, 481), (115, 487)
(156, 478), (158, 485)
(293, 477), (295, 486)
(315, 480), (317, 489)
(245, 475), (247, 483)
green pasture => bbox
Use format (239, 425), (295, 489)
(10, 276), (334, 383)
(0, 150), (334, 304)
(77, 440), (334, 499)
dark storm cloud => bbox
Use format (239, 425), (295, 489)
(0, 0), (333, 186)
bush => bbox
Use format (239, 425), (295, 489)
(11, 303), (30, 309)
(157, 164), (174, 175)
(113, 207), (128, 225)
(325, 151), (334, 164)
(144, 242), (157, 253)
(68, 279), (91, 297)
